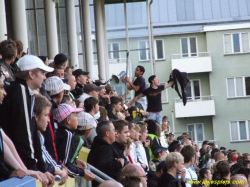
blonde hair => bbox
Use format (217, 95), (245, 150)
(134, 124), (141, 132)
(34, 94), (52, 118)
(165, 152), (183, 169)
(136, 121), (148, 134)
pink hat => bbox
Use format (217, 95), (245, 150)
(53, 103), (83, 123)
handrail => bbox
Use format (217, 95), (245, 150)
(88, 163), (115, 181)
(174, 95), (214, 103)
(171, 51), (211, 59)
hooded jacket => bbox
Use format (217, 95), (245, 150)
(87, 136), (123, 187)
(0, 78), (46, 172)
(158, 172), (186, 187)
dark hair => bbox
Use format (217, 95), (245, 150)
(84, 97), (99, 112)
(220, 147), (226, 150)
(99, 106), (108, 121)
(211, 148), (220, 159)
(54, 53), (68, 65)
(180, 145), (196, 163)
(145, 119), (158, 134)
(110, 96), (123, 106)
(74, 99), (81, 108)
(202, 140), (209, 146)
(162, 116), (168, 120)
(128, 106), (138, 116)
(168, 140), (182, 153)
(96, 121), (112, 138)
(146, 136), (153, 148)
(15, 40), (23, 55)
(121, 175), (141, 187)
(38, 56), (47, 63)
(113, 120), (128, 133)
(136, 65), (145, 75)
(214, 161), (230, 179)
(105, 84), (111, 94)
(0, 39), (17, 60)
(199, 168), (210, 179)
(61, 94), (71, 104)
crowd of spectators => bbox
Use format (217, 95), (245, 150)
(0, 39), (249, 187)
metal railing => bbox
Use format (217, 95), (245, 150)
(171, 51), (211, 59)
(94, 58), (127, 65)
(174, 95), (214, 103)
(78, 163), (115, 187)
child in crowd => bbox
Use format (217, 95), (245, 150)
(53, 103), (95, 181)
(61, 94), (75, 107)
(34, 94), (68, 185)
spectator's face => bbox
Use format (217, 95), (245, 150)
(204, 169), (212, 180)
(140, 129), (148, 143)
(0, 77), (7, 104)
(67, 76), (76, 91)
(135, 130), (141, 140)
(99, 87), (106, 96)
(93, 103), (99, 114)
(77, 75), (88, 85)
(108, 123), (116, 144)
(152, 76), (160, 86)
(54, 69), (64, 78)
(116, 125), (129, 144)
(31, 69), (46, 89)
(68, 112), (78, 130)
(90, 90), (99, 99)
(129, 123), (136, 140)
(246, 155), (250, 161)
(114, 102), (122, 112)
(134, 67), (143, 77)
(36, 107), (50, 132)
(137, 167), (147, 187)
(174, 159), (184, 174)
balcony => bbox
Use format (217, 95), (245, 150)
(175, 95), (215, 118)
(171, 52), (212, 73)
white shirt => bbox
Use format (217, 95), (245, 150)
(183, 167), (198, 187)
(136, 142), (149, 169)
(78, 93), (90, 103)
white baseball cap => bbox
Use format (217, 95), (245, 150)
(17, 55), (54, 72)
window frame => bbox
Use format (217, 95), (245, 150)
(226, 76), (250, 98)
(180, 36), (198, 58)
(223, 32), (250, 54)
(187, 123), (205, 143)
(108, 42), (120, 60)
(154, 39), (165, 60)
(186, 79), (202, 101)
(138, 40), (150, 61)
(229, 120), (250, 142)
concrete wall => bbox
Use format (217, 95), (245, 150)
(206, 28), (250, 152)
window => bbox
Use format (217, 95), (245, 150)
(155, 39), (164, 60)
(139, 40), (165, 61)
(230, 121), (250, 141)
(146, 82), (168, 103)
(139, 41), (150, 61)
(224, 33), (250, 54)
(181, 37), (197, 57)
(108, 43), (120, 59)
(187, 124), (204, 142)
(186, 80), (201, 100)
(227, 77), (250, 98)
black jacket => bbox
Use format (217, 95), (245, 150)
(0, 78), (46, 172)
(158, 172), (186, 187)
(42, 99), (58, 161)
(112, 141), (129, 167)
(56, 126), (85, 177)
(71, 83), (84, 99)
(87, 136), (123, 187)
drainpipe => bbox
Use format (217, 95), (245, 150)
(147, 0), (155, 75)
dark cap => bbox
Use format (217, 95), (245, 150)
(220, 150), (228, 156)
(148, 75), (156, 84)
(73, 69), (89, 78)
(230, 163), (245, 173)
(169, 132), (175, 136)
(54, 53), (68, 65)
(153, 147), (168, 156)
(83, 83), (102, 93)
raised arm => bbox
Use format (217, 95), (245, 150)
(164, 81), (174, 89)
(123, 77), (140, 92)
(127, 93), (144, 108)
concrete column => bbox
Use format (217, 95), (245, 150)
(0, 0), (7, 41)
(94, 0), (106, 82)
(65, 0), (79, 69)
(82, 0), (94, 78)
(11, 0), (29, 52)
(44, 0), (59, 59)
(101, 0), (109, 80)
